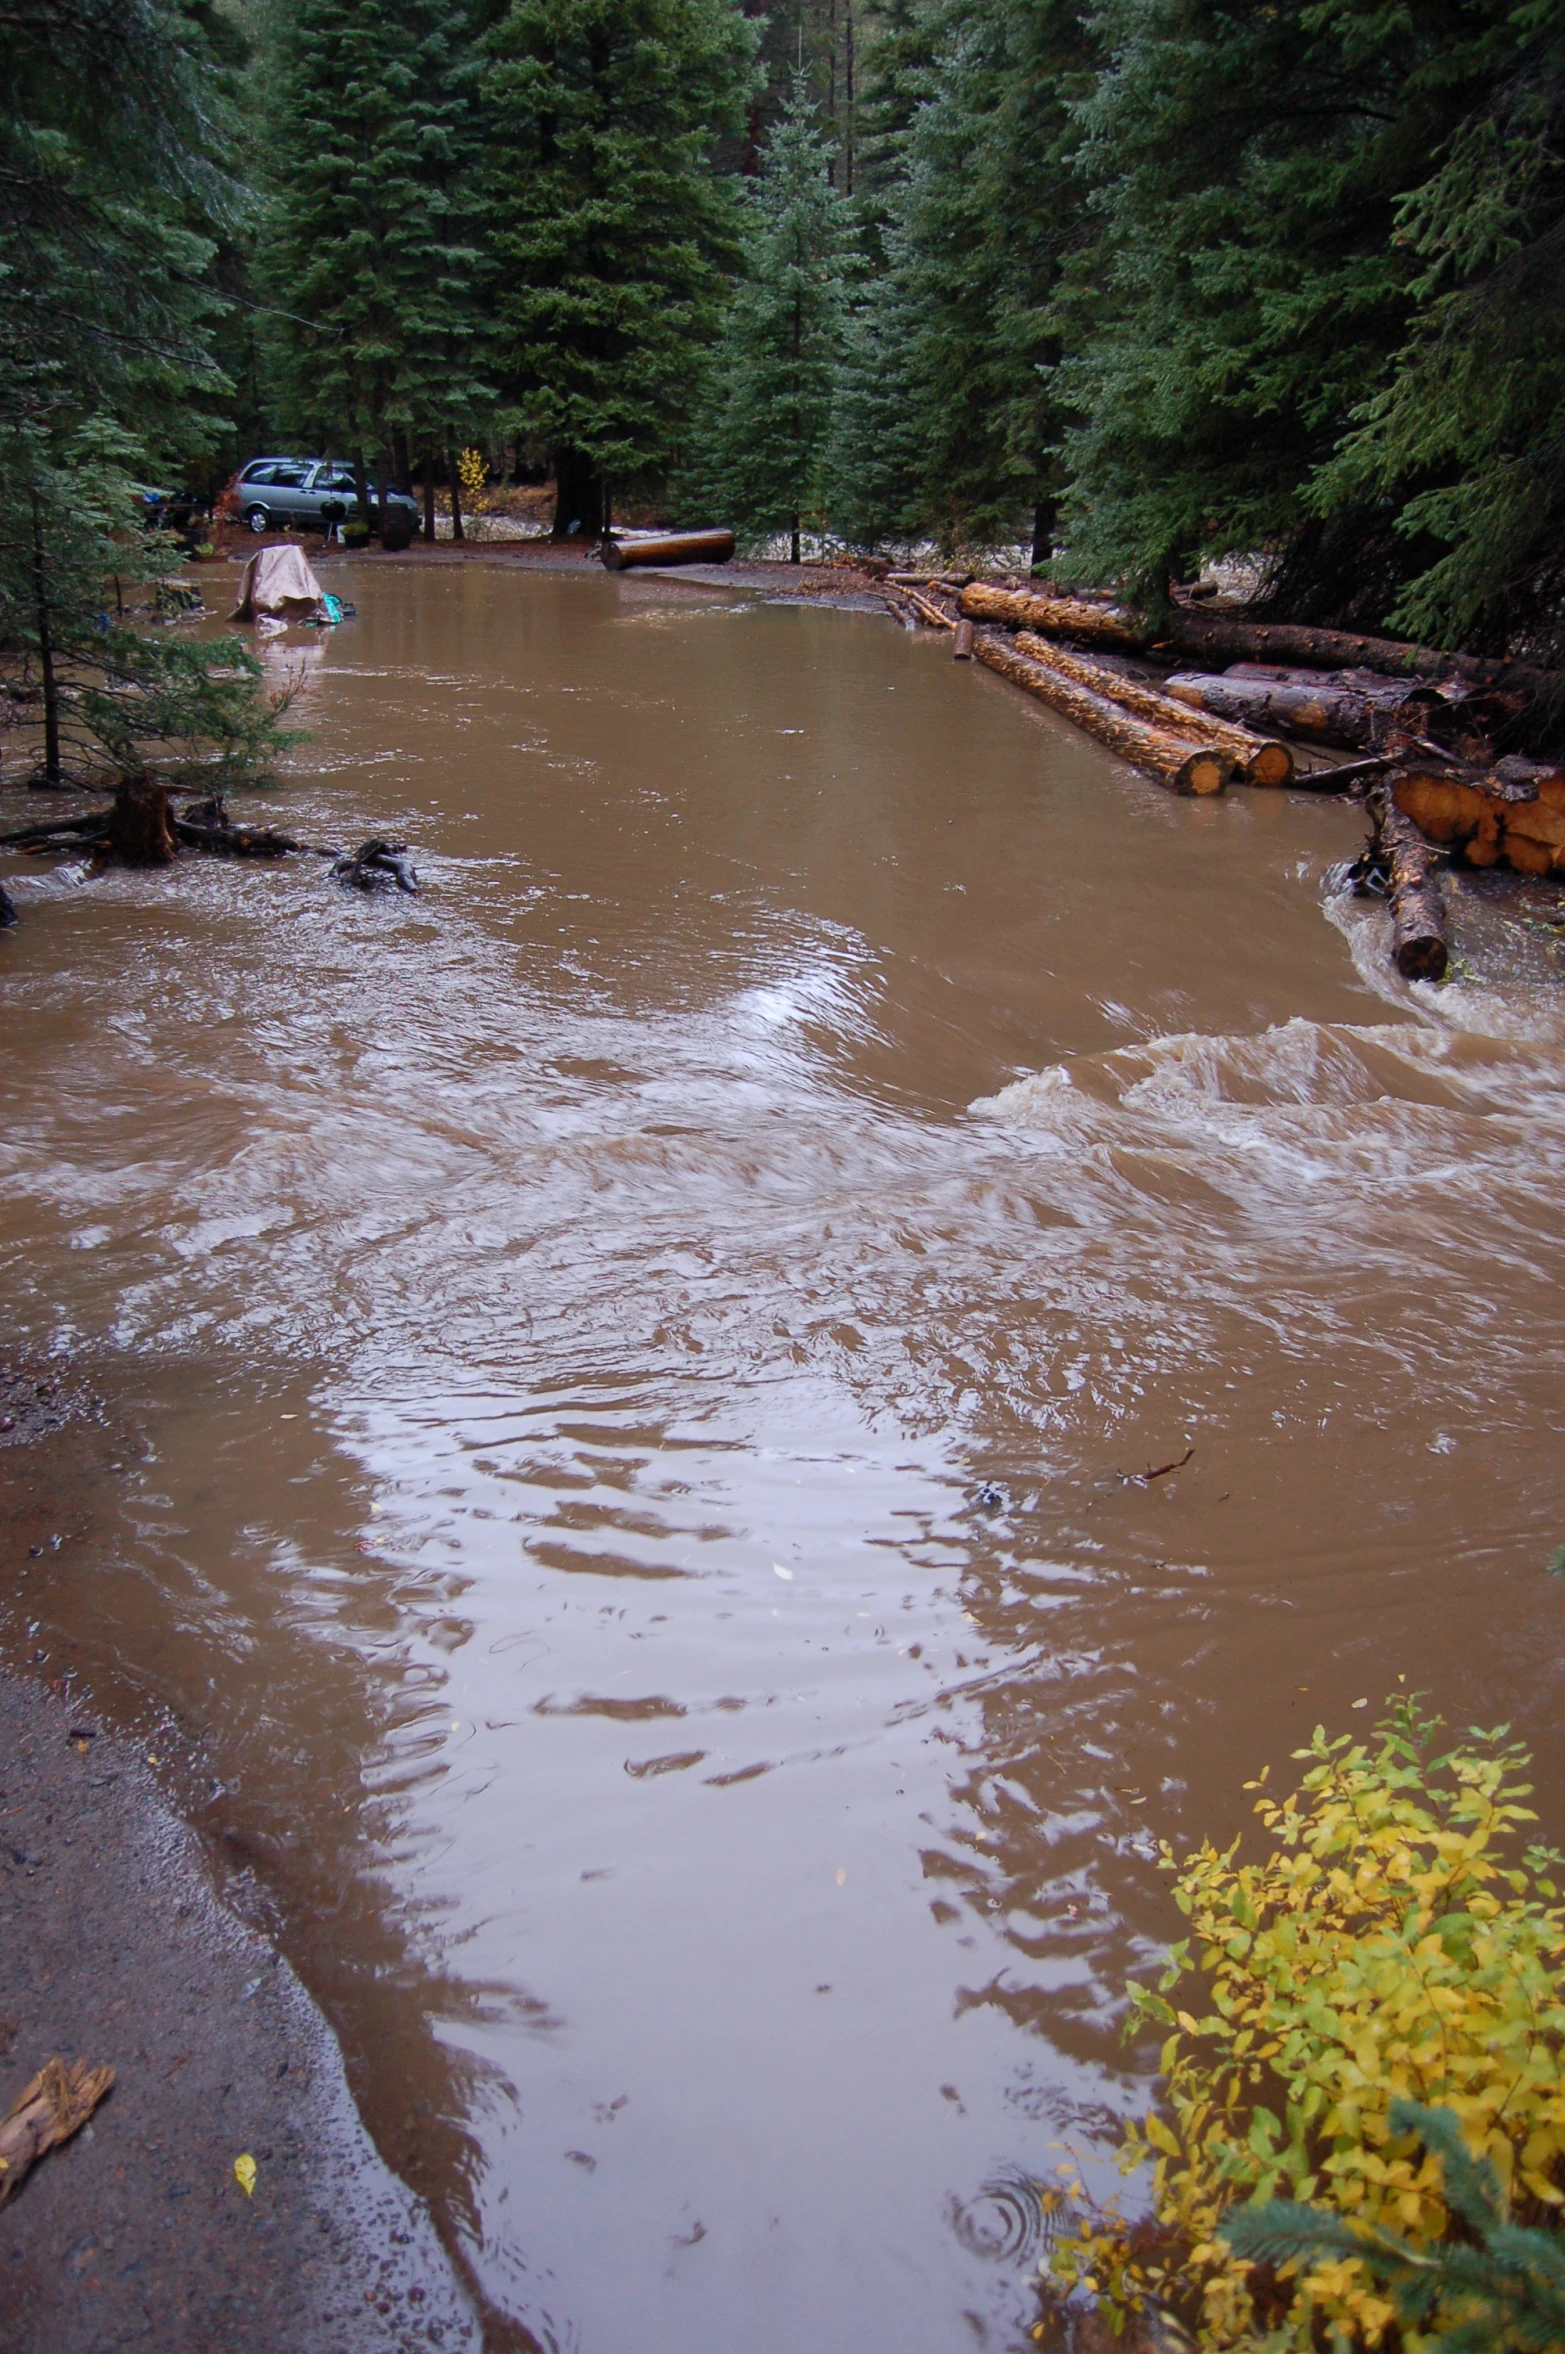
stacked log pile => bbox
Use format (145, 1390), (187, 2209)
(876, 567), (1565, 983)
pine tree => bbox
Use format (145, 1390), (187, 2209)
(689, 71), (853, 558)
(260, 0), (490, 504)
(1051, 0), (1517, 608)
(481, 0), (757, 537)
(828, 0), (1092, 558)
(0, 0), (290, 789)
(1311, 9), (1565, 663)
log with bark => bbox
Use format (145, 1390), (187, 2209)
(1364, 784), (1448, 980)
(952, 618), (975, 660)
(879, 585), (921, 631)
(902, 584), (957, 630)
(0, 2057), (115, 2207)
(600, 529), (735, 572)
(1390, 762), (1565, 877)
(172, 795), (313, 858)
(1013, 631), (1293, 786)
(959, 583), (1145, 650)
(1159, 609), (1551, 694)
(973, 630), (1231, 794)
(1162, 671), (1424, 753)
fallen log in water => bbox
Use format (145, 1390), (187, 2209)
(952, 619), (975, 660)
(1366, 783), (1449, 980)
(1013, 631), (1293, 786)
(1391, 761), (1565, 877)
(600, 529), (735, 572)
(879, 584), (921, 631)
(173, 796), (310, 858)
(973, 630), (1231, 794)
(959, 582), (1145, 650)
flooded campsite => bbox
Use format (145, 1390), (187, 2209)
(4, 554), (1564, 2350)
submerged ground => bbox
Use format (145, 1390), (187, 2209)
(2, 561), (1562, 2352)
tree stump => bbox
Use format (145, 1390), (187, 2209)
(108, 777), (176, 867)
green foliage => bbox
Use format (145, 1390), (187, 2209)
(0, 446), (295, 789)
(1049, 0), (1517, 605)
(260, 0), (490, 472)
(1047, 1697), (1565, 2349)
(1313, 12), (1565, 663)
(686, 72), (854, 555)
(828, 0), (1092, 555)
(1229, 2098), (1565, 2354)
(481, 0), (758, 531)
(0, 0), (291, 792)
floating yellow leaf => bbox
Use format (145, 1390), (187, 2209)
(234, 2153), (257, 2198)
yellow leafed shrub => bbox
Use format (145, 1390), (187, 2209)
(1046, 1697), (1565, 2348)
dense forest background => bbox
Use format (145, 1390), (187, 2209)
(3, 0), (1564, 671)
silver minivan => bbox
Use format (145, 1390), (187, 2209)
(233, 458), (419, 532)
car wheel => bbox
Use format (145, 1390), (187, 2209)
(245, 505), (270, 533)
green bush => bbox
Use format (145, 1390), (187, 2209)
(1046, 1698), (1565, 2348)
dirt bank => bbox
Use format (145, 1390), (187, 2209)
(0, 1375), (478, 2354)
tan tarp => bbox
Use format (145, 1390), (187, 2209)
(230, 543), (329, 624)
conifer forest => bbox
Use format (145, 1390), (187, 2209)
(4, 0), (1564, 685)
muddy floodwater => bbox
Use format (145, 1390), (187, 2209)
(3, 562), (1564, 2352)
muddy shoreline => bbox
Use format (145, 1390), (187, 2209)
(0, 1376), (478, 2353)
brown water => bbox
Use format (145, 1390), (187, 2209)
(3, 561), (1564, 2352)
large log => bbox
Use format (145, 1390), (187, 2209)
(1014, 631), (1293, 786)
(973, 630), (1230, 794)
(959, 582), (1145, 650)
(1163, 671), (1390, 750)
(1367, 784), (1448, 980)
(600, 529), (735, 572)
(1163, 609), (1547, 693)
(1391, 763), (1565, 877)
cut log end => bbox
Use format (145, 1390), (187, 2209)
(1175, 749), (1231, 797)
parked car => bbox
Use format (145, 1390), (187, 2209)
(231, 458), (419, 533)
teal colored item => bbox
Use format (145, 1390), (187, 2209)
(321, 591), (345, 625)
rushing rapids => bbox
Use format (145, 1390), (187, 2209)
(2, 560), (1562, 2353)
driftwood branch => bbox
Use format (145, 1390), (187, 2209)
(0, 2057), (115, 2207)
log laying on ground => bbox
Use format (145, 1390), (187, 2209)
(879, 584), (921, 631)
(959, 582), (1145, 650)
(1391, 762), (1565, 876)
(0, 2058), (115, 2207)
(902, 583), (957, 630)
(1014, 630), (1293, 786)
(1365, 784), (1448, 980)
(600, 529), (735, 571)
(1162, 609), (1551, 695)
(972, 629), (1231, 794)
(1162, 670), (1408, 751)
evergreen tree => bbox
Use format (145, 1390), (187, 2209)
(481, 0), (758, 537)
(829, 0), (1092, 557)
(260, 0), (490, 503)
(689, 71), (853, 557)
(825, 228), (924, 546)
(1051, 0), (1517, 607)
(1312, 8), (1565, 663)
(0, 0), (289, 788)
